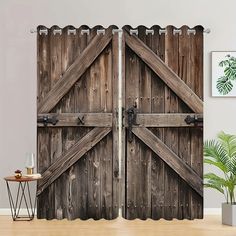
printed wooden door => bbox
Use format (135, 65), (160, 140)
(37, 24), (203, 221)
(37, 25), (119, 220)
(122, 25), (203, 220)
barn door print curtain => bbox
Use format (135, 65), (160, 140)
(37, 25), (204, 220)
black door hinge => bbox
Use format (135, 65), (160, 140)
(185, 115), (203, 126)
(37, 115), (58, 127)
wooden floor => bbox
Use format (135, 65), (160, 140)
(0, 215), (236, 236)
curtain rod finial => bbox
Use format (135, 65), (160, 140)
(30, 28), (37, 33)
(204, 28), (211, 34)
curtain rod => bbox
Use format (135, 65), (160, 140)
(30, 28), (211, 35)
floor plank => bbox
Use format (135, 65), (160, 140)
(0, 215), (236, 236)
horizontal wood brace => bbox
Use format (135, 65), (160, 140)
(124, 113), (203, 127)
(37, 113), (112, 127)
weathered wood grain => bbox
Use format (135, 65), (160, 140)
(163, 25), (179, 219)
(123, 29), (203, 114)
(189, 26), (204, 219)
(48, 26), (64, 220)
(111, 31), (119, 219)
(74, 26), (90, 220)
(120, 32), (126, 219)
(37, 25), (52, 219)
(86, 26), (103, 220)
(132, 127), (203, 197)
(37, 128), (50, 219)
(137, 26), (152, 219)
(38, 26), (114, 114)
(59, 25), (81, 220)
(100, 133), (113, 219)
(177, 25), (192, 220)
(125, 42), (140, 220)
(37, 127), (111, 196)
(149, 25), (166, 220)
(99, 28), (113, 219)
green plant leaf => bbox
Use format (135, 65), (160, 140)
(204, 173), (227, 185)
(218, 131), (236, 175)
(219, 60), (230, 67)
(204, 183), (224, 194)
(204, 158), (228, 173)
(216, 76), (233, 95)
(224, 66), (236, 80)
(204, 140), (228, 168)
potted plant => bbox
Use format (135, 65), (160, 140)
(204, 131), (236, 226)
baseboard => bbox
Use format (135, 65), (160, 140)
(204, 208), (221, 215)
(0, 208), (37, 216)
(0, 208), (220, 216)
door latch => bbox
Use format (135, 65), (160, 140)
(127, 105), (138, 142)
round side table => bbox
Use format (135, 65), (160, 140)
(4, 176), (41, 221)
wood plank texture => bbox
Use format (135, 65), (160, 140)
(58, 25), (81, 220)
(120, 32), (126, 218)
(177, 25), (192, 220)
(163, 25), (179, 219)
(37, 25), (54, 219)
(149, 25), (166, 220)
(132, 127), (203, 197)
(111, 31), (119, 218)
(123, 28), (203, 113)
(189, 26), (204, 219)
(48, 25), (63, 220)
(137, 26), (152, 219)
(73, 25), (93, 220)
(125, 41), (141, 220)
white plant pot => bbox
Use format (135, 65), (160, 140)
(222, 203), (236, 226)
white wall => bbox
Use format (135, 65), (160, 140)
(1, 0), (236, 209)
